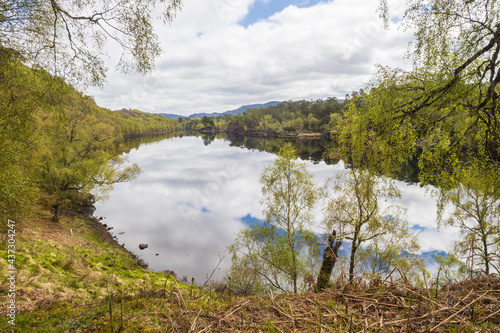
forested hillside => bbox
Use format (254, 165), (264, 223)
(0, 53), (180, 225)
(114, 108), (182, 137)
(183, 98), (345, 137)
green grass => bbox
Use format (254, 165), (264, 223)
(1, 206), (499, 332)
(0, 206), (191, 332)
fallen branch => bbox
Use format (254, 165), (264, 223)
(430, 290), (490, 332)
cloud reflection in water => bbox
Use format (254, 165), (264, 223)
(95, 136), (458, 283)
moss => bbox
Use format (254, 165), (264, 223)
(0, 207), (193, 323)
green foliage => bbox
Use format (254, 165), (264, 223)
(0, 49), (44, 224)
(260, 144), (317, 232)
(330, 88), (418, 175)
(323, 169), (420, 282)
(33, 89), (141, 221)
(335, 1), (500, 182)
(260, 144), (319, 293)
(228, 135), (333, 164)
(334, 1), (500, 278)
(437, 161), (500, 275)
(358, 230), (424, 284)
(113, 109), (182, 136)
(229, 221), (319, 295)
(433, 253), (467, 287)
(0, 57), (177, 224)
(1, 0), (182, 86)
(226, 246), (267, 296)
(223, 98), (344, 135)
(201, 116), (215, 127)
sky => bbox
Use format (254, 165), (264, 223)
(87, 0), (412, 116)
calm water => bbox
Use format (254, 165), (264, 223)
(95, 135), (458, 283)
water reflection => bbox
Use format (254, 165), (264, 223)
(211, 132), (419, 183)
(96, 135), (458, 283)
(226, 134), (332, 164)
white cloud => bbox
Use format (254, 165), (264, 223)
(88, 0), (412, 115)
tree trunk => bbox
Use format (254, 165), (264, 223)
(315, 230), (342, 292)
(349, 239), (358, 283)
(291, 243), (298, 294)
(293, 271), (297, 294)
(482, 236), (490, 275)
(52, 203), (61, 222)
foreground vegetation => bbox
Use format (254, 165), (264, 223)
(0, 201), (192, 332)
(2, 203), (499, 332)
(1, 0), (500, 331)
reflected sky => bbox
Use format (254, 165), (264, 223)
(95, 136), (458, 283)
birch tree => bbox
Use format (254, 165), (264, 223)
(36, 90), (139, 221)
(1, 0), (182, 86)
(438, 162), (500, 275)
(228, 144), (318, 294)
(322, 169), (419, 283)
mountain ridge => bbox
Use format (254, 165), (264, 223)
(158, 101), (282, 119)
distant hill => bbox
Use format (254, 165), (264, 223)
(159, 101), (282, 119)
(161, 113), (186, 119)
(114, 108), (148, 117)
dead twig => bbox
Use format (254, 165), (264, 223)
(200, 255), (224, 291)
(478, 307), (500, 323)
(430, 290), (490, 332)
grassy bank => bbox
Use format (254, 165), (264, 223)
(0, 201), (191, 332)
(0, 202), (497, 332)
(1, 202), (500, 332)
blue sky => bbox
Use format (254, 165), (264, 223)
(240, 0), (324, 27)
(89, 0), (412, 116)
